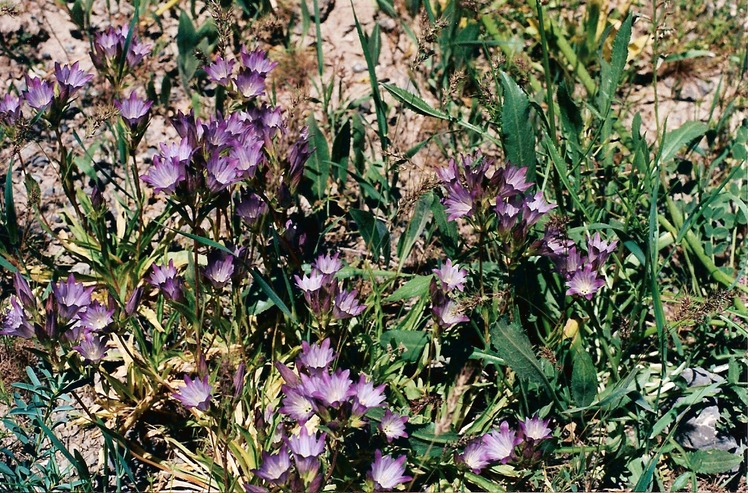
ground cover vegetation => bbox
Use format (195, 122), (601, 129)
(0, 0), (745, 491)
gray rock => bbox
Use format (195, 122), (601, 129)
(378, 17), (397, 32)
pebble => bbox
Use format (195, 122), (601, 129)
(378, 17), (397, 32)
(352, 62), (367, 73)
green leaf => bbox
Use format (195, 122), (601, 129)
(687, 449), (743, 474)
(380, 329), (428, 363)
(386, 275), (433, 302)
(5, 158), (18, 247)
(331, 120), (351, 183)
(500, 71), (535, 175)
(249, 269), (296, 324)
(571, 346), (597, 407)
(659, 121), (708, 164)
(350, 208), (390, 261)
(382, 83), (448, 120)
(306, 115), (330, 200)
(490, 317), (550, 392)
(598, 14), (632, 114)
(397, 192), (434, 267)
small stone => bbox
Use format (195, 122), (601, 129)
(352, 62), (367, 73)
(378, 17), (397, 32)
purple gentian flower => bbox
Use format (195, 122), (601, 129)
(125, 38), (152, 67)
(313, 369), (353, 407)
(253, 445), (291, 484)
(494, 165), (532, 198)
(235, 69), (265, 99)
(279, 387), (316, 423)
(13, 272), (36, 310)
(586, 232), (618, 269)
(140, 155), (187, 194)
(457, 439), (491, 473)
(295, 272), (325, 294)
(369, 450), (412, 491)
(495, 199), (522, 234)
(1, 296), (35, 338)
(79, 300), (114, 332)
(522, 191), (556, 228)
(332, 289), (366, 320)
(203, 251), (235, 289)
(74, 334), (108, 362)
(351, 374), (386, 416)
(23, 75), (54, 112)
(287, 426), (326, 459)
(236, 193), (268, 225)
(443, 182), (473, 221)
(230, 138), (263, 178)
(565, 264), (605, 300)
(239, 47), (278, 74)
(482, 421), (520, 463)
(54, 62), (93, 99)
(379, 409), (408, 443)
(287, 128), (312, 190)
(433, 300), (469, 328)
(0, 93), (23, 125)
(52, 274), (94, 322)
(298, 339), (336, 374)
(206, 153), (241, 192)
(205, 56), (235, 86)
(115, 92), (152, 127)
(173, 375), (212, 411)
(433, 259), (467, 292)
(519, 414), (552, 442)
(313, 252), (343, 280)
(147, 259), (184, 301)
(435, 157), (459, 184)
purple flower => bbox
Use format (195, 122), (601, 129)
(54, 62), (93, 99)
(115, 92), (152, 127)
(494, 165), (532, 198)
(287, 128), (312, 190)
(379, 409), (408, 443)
(203, 250), (235, 289)
(557, 246), (583, 279)
(23, 75), (54, 112)
(313, 369), (353, 407)
(124, 286), (143, 316)
(159, 138), (195, 162)
(435, 157), (459, 183)
(279, 387), (316, 423)
(351, 375), (386, 416)
(586, 233), (618, 269)
(332, 289), (366, 320)
(295, 272), (325, 294)
(0, 94), (23, 125)
(230, 138), (263, 178)
(298, 339), (336, 374)
(13, 272), (36, 310)
(522, 191), (556, 228)
(313, 253), (343, 279)
(235, 69), (265, 99)
(519, 414), (551, 442)
(206, 153), (241, 192)
(287, 426), (326, 459)
(74, 334), (108, 362)
(295, 457), (322, 492)
(1, 296), (34, 338)
(457, 439), (490, 473)
(433, 259), (468, 292)
(205, 56), (235, 86)
(565, 264), (605, 300)
(125, 38), (151, 67)
(147, 259), (184, 301)
(173, 375), (212, 411)
(52, 274), (94, 322)
(239, 47), (278, 74)
(433, 300), (469, 328)
(495, 199), (521, 234)
(141, 155), (186, 194)
(482, 421), (520, 463)
(253, 445), (291, 485)
(443, 183), (473, 221)
(236, 193), (268, 225)
(369, 450), (412, 491)
(79, 300), (114, 332)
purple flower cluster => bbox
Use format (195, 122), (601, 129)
(147, 259), (185, 301)
(204, 47), (278, 100)
(248, 339), (411, 492)
(90, 25), (151, 79)
(1, 273), (112, 362)
(456, 415), (552, 473)
(173, 375), (213, 411)
(294, 253), (366, 322)
(543, 230), (618, 300)
(430, 258), (469, 328)
(436, 154), (555, 247)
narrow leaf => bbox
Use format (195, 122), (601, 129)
(500, 71), (536, 175)
(659, 121), (708, 164)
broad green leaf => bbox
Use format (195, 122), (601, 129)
(686, 449), (743, 474)
(500, 71), (535, 175)
(331, 120), (351, 183)
(659, 121), (708, 164)
(598, 14), (632, 114)
(382, 83), (448, 120)
(386, 275), (433, 302)
(490, 317), (549, 393)
(380, 329), (428, 363)
(571, 346), (597, 407)
(397, 191), (434, 267)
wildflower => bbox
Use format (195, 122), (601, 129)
(173, 375), (212, 411)
(482, 421), (520, 463)
(52, 275), (94, 322)
(206, 153), (241, 192)
(159, 138), (195, 163)
(203, 250), (235, 289)
(351, 375), (387, 416)
(435, 157), (459, 184)
(433, 259), (468, 292)
(519, 414), (551, 442)
(379, 409), (408, 443)
(313, 252), (343, 280)
(205, 56), (235, 86)
(115, 92), (152, 127)
(294, 272), (325, 294)
(0, 93), (23, 125)
(13, 272), (36, 310)
(124, 286), (143, 316)
(23, 75), (54, 112)
(230, 138), (263, 178)
(279, 387), (316, 423)
(287, 426), (326, 459)
(443, 183), (473, 221)
(369, 450), (412, 491)
(75, 334), (108, 362)
(79, 300), (114, 332)
(235, 69), (265, 99)
(433, 299), (469, 328)
(522, 191), (556, 229)
(313, 369), (353, 407)
(1, 296), (34, 338)
(141, 155), (186, 194)
(253, 445), (291, 484)
(287, 128), (312, 191)
(565, 264), (605, 300)
(239, 48), (278, 75)
(457, 439), (490, 473)
(147, 259), (184, 301)
(586, 232), (618, 269)
(125, 38), (152, 67)
(332, 289), (366, 320)
(494, 199), (522, 235)
(494, 165), (532, 198)
(237, 193), (268, 225)
(298, 339), (336, 374)
(54, 62), (93, 99)
(295, 457), (322, 492)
